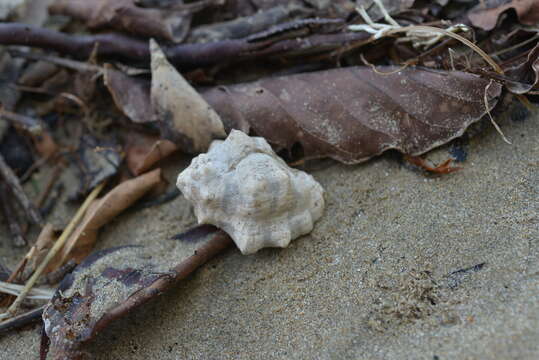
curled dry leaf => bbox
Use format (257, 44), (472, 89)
(468, 0), (539, 31)
(150, 40), (226, 153)
(42, 226), (232, 360)
(103, 64), (153, 124)
(49, 0), (193, 42)
(504, 43), (539, 94)
(202, 66), (502, 164)
(125, 132), (178, 176)
(58, 168), (165, 267)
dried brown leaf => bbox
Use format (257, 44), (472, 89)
(103, 64), (153, 124)
(49, 0), (193, 42)
(202, 66), (502, 164)
(59, 168), (165, 266)
(468, 0), (539, 31)
(125, 132), (179, 176)
(150, 40), (226, 153)
(504, 43), (539, 94)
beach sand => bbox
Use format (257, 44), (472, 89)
(0, 107), (537, 359)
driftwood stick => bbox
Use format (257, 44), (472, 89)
(0, 153), (43, 226)
(0, 23), (149, 63)
(0, 23), (250, 69)
(0, 305), (44, 336)
(92, 230), (233, 335)
(0, 23), (369, 70)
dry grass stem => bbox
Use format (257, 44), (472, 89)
(0, 181), (106, 321)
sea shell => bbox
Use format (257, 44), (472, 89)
(177, 130), (325, 254)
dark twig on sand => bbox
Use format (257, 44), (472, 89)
(8, 49), (102, 73)
(0, 305), (44, 336)
(92, 230), (233, 335)
(0, 153), (43, 226)
(0, 183), (26, 247)
(36, 164), (64, 210)
(0, 23), (369, 70)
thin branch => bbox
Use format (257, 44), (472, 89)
(8, 49), (102, 73)
(0, 23), (150, 64)
(1, 23), (369, 70)
(0, 305), (44, 336)
(92, 230), (233, 336)
(36, 163), (64, 209)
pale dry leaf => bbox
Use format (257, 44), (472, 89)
(125, 131), (179, 175)
(150, 39), (226, 153)
(59, 168), (165, 265)
(104, 64), (153, 124)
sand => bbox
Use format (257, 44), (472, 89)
(0, 107), (537, 359)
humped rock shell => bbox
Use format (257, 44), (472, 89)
(177, 130), (325, 254)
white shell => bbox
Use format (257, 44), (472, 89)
(177, 130), (325, 254)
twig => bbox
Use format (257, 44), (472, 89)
(349, 0), (503, 74)
(484, 80), (511, 144)
(92, 230), (233, 335)
(0, 305), (44, 336)
(36, 163), (64, 209)
(0, 281), (54, 300)
(188, 4), (307, 43)
(0, 183), (26, 247)
(489, 33), (539, 58)
(0, 23), (368, 70)
(39, 182), (65, 219)
(0, 240), (40, 308)
(8, 49), (102, 73)
(0, 153), (43, 226)
(386, 25), (503, 74)
(1, 182), (106, 320)
(0, 23), (150, 63)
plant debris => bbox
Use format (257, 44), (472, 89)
(468, 0), (539, 31)
(58, 168), (166, 266)
(42, 226), (232, 359)
(48, 0), (199, 43)
(0, 0), (536, 357)
(203, 66), (502, 163)
(150, 40), (226, 153)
